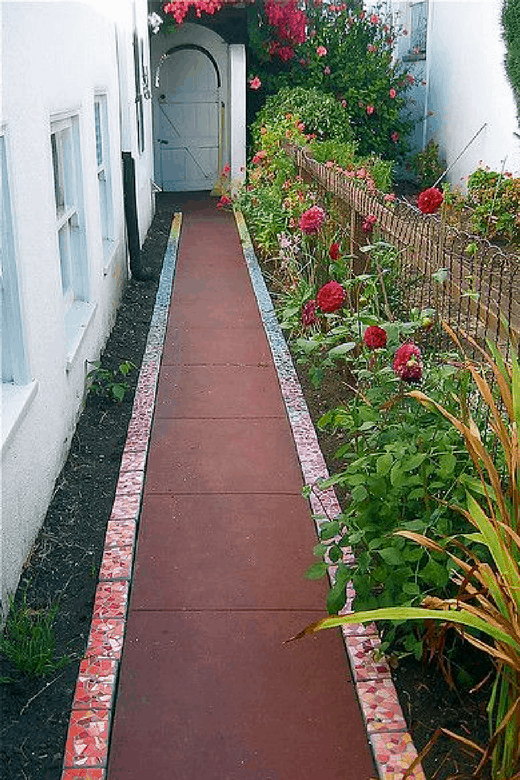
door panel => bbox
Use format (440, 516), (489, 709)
(155, 49), (220, 191)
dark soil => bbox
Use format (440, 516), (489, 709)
(1, 194), (493, 780)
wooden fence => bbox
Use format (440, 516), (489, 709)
(288, 145), (520, 358)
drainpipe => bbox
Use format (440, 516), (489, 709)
(122, 151), (149, 281)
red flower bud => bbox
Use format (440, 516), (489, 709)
(393, 342), (423, 383)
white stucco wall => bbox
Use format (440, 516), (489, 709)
(423, 0), (520, 185)
(1, 0), (154, 614)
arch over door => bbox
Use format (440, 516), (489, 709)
(155, 47), (220, 191)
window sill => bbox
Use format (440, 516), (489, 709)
(403, 53), (426, 63)
(1, 380), (39, 454)
(65, 300), (97, 372)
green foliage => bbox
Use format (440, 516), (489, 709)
(87, 360), (136, 403)
(0, 594), (70, 677)
(410, 140), (445, 189)
(502, 0), (520, 119)
(309, 140), (394, 193)
(246, 1), (415, 160)
(467, 166), (520, 243)
(251, 86), (354, 144)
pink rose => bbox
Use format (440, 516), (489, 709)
(366, 105), (375, 115)
(389, 88), (397, 99)
(391, 131), (400, 143)
(316, 45), (328, 57)
(249, 76), (262, 90)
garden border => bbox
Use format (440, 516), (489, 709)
(235, 208), (426, 780)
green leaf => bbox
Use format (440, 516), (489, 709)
(328, 342), (357, 357)
(376, 453), (393, 475)
(378, 546), (403, 565)
(305, 562), (329, 580)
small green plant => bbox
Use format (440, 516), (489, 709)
(410, 140), (445, 189)
(0, 594), (70, 677)
(467, 166), (520, 243)
(87, 359), (136, 403)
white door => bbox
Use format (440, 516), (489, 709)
(155, 48), (220, 191)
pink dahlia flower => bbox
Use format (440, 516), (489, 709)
(299, 205), (326, 234)
(393, 342), (423, 383)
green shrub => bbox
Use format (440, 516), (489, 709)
(251, 86), (354, 145)
(467, 166), (520, 243)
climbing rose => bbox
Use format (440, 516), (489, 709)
(329, 242), (340, 260)
(417, 187), (444, 214)
(366, 105), (375, 115)
(317, 281), (345, 313)
(316, 45), (328, 56)
(393, 342), (423, 383)
(249, 76), (262, 90)
(364, 325), (387, 349)
(389, 88), (397, 99)
(299, 205), (326, 234)
(164, 0), (222, 24)
(301, 299), (318, 327)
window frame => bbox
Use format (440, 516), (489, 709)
(94, 93), (115, 263)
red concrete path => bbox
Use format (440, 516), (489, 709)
(106, 196), (376, 780)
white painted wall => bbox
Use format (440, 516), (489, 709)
(1, 0), (154, 614)
(423, 0), (520, 187)
(386, 0), (520, 185)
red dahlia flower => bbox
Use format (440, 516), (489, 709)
(301, 299), (317, 327)
(317, 280), (345, 313)
(299, 205), (326, 234)
(393, 342), (423, 383)
(364, 325), (387, 349)
(329, 242), (340, 260)
(362, 214), (377, 233)
(417, 187), (444, 214)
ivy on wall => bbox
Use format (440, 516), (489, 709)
(502, 0), (520, 119)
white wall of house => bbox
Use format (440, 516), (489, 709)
(1, 0), (154, 614)
(388, 0), (520, 186)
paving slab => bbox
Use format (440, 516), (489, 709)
(107, 611), (374, 780)
(130, 493), (326, 611)
(155, 364), (285, 418)
(145, 417), (305, 494)
(161, 326), (272, 366)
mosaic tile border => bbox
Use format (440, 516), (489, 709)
(234, 209), (426, 780)
(60, 213), (183, 777)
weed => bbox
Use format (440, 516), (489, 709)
(86, 359), (136, 403)
(0, 593), (70, 678)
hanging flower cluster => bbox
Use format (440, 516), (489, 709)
(265, 0), (308, 62)
(393, 342), (423, 383)
(163, 0), (222, 25)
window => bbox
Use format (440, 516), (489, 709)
(409, 1), (427, 59)
(1, 132), (28, 385)
(133, 32), (145, 154)
(94, 95), (115, 261)
(50, 115), (88, 310)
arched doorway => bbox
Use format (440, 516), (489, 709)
(154, 45), (222, 191)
